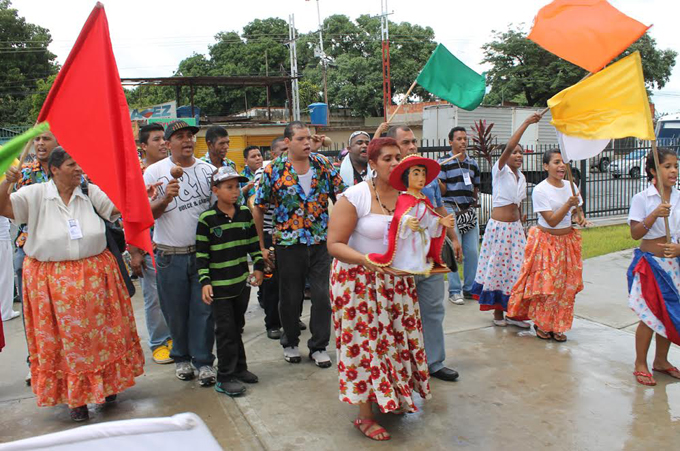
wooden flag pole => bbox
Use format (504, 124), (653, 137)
(387, 79), (418, 124)
(650, 140), (672, 243)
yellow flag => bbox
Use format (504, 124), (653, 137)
(548, 51), (655, 140)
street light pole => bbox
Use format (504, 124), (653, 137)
(316, 0), (329, 125)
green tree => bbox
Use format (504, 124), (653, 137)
(0, 0), (58, 124)
(482, 25), (677, 107)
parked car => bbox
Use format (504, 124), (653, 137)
(609, 150), (647, 179)
(590, 153), (611, 172)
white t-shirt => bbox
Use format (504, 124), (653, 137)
(532, 179), (582, 229)
(144, 157), (216, 247)
(340, 182), (391, 255)
(628, 185), (680, 241)
(492, 161), (526, 208)
(0, 216), (10, 241)
(298, 169), (313, 196)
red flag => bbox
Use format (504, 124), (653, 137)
(528, 0), (650, 73)
(38, 3), (153, 256)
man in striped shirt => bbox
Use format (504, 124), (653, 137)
(196, 165), (264, 396)
(438, 126), (481, 305)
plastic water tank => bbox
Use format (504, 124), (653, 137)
(308, 103), (328, 126)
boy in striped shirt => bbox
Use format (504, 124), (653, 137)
(196, 166), (264, 397)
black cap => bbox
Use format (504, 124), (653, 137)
(164, 120), (200, 141)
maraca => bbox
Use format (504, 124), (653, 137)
(170, 164), (184, 179)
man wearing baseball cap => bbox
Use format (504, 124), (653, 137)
(144, 120), (218, 386)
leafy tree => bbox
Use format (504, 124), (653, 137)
(0, 0), (58, 124)
(482, 25), (677, 107)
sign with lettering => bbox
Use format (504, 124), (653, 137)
(130, 101), (177, 120)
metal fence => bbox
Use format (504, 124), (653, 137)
(0, 126), (31, 145)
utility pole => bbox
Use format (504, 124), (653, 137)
(287, 14), (301, 121)
(380, 0), (393, 121)
(315, 0), (329, 125)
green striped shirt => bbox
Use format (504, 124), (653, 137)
(196, 203), (264, 299)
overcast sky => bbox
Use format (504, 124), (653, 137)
(12, 0), (680, 115)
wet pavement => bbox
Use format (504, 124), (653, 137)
(1, 249), (679, 450)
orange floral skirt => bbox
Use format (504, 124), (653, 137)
(507, 227), (583, 333)
(23, 250), (145, 408)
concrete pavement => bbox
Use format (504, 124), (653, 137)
(1, 249), (679, 450)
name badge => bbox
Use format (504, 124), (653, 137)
(68, 219), (83, 240)
(462, 171), (472, 186)
(383, 219), (392, 246)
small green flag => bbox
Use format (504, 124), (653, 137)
(0, 122), (50, 176)
(416, 44), (486, 111)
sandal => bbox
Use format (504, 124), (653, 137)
(633, 371), (657, 386)
(534, 324), (551, 340)
(70, 405), (89, 422)
(552, 333), (567, 343)
(353, 418), (391, 441)
(652, 366), (680, 380)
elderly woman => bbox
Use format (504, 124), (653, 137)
(0, 147), (144, 422)
(327, 138), (431, 442)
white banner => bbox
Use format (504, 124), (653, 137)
(556, 130), (610, 163)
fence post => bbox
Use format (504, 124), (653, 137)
(580, 159), (588, 217)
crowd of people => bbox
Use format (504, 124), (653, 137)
(0, 116), (679, 440)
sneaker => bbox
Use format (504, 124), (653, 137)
(310, 350), (332, 368)
(3, 310), (20, 321)
(267, 328), (282, 340)
(175, 361), (195, 381)
(152, 345), (174, 364)
(234, 370), (259, 384)
(215, 379), (246, 397)
(493, 319), (507, 327)
(299, 320), (307, 331)
(198, 365), (217, 387)
(463, 291), (475, 300)
(448, 293), (465, 305)
(283, 346), (301, 363)
(70, 405), (89, 422)
(167, 339), (173, 351)
(506, 318), (531, 329)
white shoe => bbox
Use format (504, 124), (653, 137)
(198, 365), (216, 386)
(448, 294), (465, 305)
(493, 319), (507, 327)
(283, 346), (301, 363)
(310, 350), (332, 368)
(2, 310), (20, 321)
(506, 318), (531, 329)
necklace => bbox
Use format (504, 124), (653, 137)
(372, 179), (395, 214)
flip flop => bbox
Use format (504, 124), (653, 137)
(652, 366), (680, 380)
(552, 333), (567, 342)
(633, 371), (657, 386)
(533, 324), (551, 340)
(353, 418), (391, 441)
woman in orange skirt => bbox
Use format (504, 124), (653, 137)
(507, 149), (588, 342)
(0, 148), (144, 421)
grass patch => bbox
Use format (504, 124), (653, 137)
(581, 224), (637, 260)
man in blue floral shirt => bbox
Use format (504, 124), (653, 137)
(254, 121), (345, 368)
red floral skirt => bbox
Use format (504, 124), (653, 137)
(507, 227), (583, 333)
(23, 250), (145, 408)
(330, 260), (431, 413)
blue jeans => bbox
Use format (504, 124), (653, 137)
(140, 253), (171, 351)
(14, 246), (25, 303)
(414, 274), (447, 373)
(445, 205), (480, 295)
(155, 251), (214, 368)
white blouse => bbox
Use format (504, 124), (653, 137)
(492, 161), (526, 208)
(532, 179), (582, 229)
(10, 180), (119, 262)
(628, 185), (680, 241)
(341, 182), (391, 256)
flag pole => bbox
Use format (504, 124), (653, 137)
(650, 140), (672, 243)
(387, 79), (418, 124)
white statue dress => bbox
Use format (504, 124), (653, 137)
(390, 201), (444, 274)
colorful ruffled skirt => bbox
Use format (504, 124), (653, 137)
(507, 227), (583, 333)
(23, 250), (145, 408)
(471, 219), (526, 311)
(330, 260), (431, 413)
(627, 249), (680, 345)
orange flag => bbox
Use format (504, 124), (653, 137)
(528, 0), (650, 73)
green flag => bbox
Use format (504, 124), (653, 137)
(416, 44), (486, 111)
(0, 122), (50, 176)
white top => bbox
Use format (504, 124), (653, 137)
(144, 157), (216, 247)
(340, 182), (391, 255)
(492, 161), (526, 208)
(532, 179), (582, 229)
(628, 185), (680, 241)
(0, 216), (10, 241)
(10, 180), (119, 262)
(298, 169), (313, 196)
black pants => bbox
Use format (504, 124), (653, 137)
(261, 234), (281, 330)
(276, 243), (331, 351)
(212, 287), (250, 382)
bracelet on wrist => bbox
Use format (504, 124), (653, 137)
(641, 216), (651, 231)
